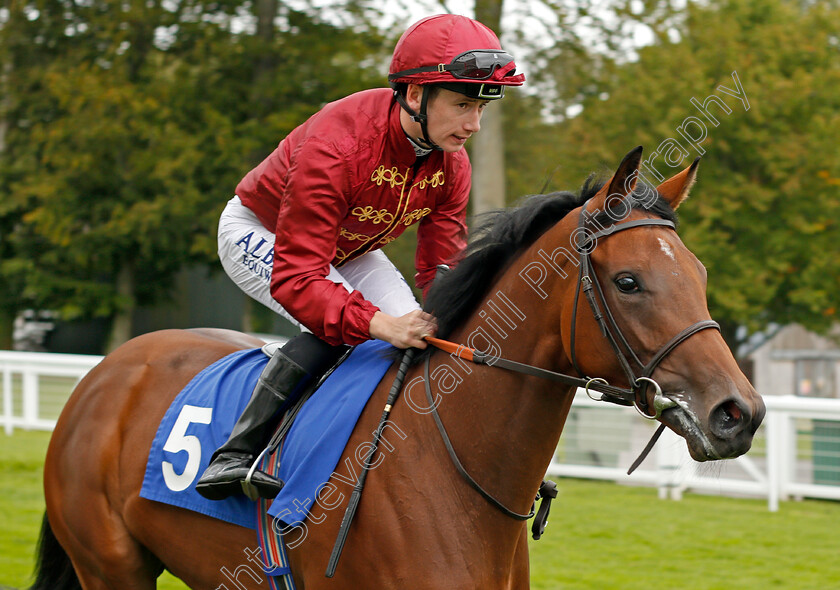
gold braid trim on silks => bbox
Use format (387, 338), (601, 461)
(339, 228), (371, 241)
(370, 166), (407, 189)
(334, 167), (446, 265)
(350, 206), (395, 225)
(413, 170), (445, 190)
(401, 208), (432, 225)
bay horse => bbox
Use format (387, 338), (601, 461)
(32, 147), (765, 589)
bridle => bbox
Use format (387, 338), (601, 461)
(421, 199), (720, 521)
(569, 199), (720, 419)
(428, 199), (720, 420)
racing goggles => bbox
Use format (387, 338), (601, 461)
(389, 49), (516, 82)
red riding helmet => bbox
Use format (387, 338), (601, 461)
(389, 15), (525, 150)
(389, 14), (525, 100)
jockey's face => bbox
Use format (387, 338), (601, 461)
(403, 84), (490, 153)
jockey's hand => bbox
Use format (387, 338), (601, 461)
(369, 310), (438, 350)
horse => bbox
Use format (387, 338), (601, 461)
(31, 147), (765, 589)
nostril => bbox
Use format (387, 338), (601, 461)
(725, 401), (742, 422)
(712, 400), (747, 437)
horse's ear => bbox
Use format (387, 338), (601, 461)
(657, 157), (700, 210)
(587, 146), (644, 211)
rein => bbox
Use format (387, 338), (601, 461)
(326, 348), (416, 578)
(325, 204), (720, 577)
(414, 206), (721, 528)
(422, 353), (534, 521)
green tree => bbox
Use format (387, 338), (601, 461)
(1, 0), (387, 351)
(527, 0), (840, 351)
(0, 0), (78, 348)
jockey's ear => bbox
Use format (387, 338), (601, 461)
(656, 157), (700, 211)
(404, 83), (424, 111)
(585, 146), (643, 212)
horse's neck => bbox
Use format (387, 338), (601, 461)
(436, 263), (577, 510)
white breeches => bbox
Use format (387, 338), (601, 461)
(217, 196), (421, 332)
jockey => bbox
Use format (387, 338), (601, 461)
(196, 14), (525, 501)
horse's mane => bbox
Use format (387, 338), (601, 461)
(423, 176), (678, 339)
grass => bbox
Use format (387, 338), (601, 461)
(527, 480), (840, 589)
(0, 430), (187, 590)
(3, 430), (840, 589)
(0, 431), (48, 588)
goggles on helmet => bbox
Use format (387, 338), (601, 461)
(388, 49), (516, 82)
(435, 81), (505, 100)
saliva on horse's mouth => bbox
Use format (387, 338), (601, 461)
(659, 403), (724, 462)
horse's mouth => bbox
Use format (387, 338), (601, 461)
(656, 386), (763, 462)
(659, 401), (723, 462)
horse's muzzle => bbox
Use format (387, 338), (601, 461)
(660, 392), (765, 462)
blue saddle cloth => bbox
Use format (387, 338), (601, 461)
(267, 339), (394, 525)
(140, 339), (395, 529)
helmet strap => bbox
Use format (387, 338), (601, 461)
(393, 89), (442, 152)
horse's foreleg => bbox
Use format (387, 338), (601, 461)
(508, 527), (532, 590)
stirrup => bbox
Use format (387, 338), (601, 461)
(242, 447), (273, 501)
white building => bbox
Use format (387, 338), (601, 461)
(748, 324), (840, 399)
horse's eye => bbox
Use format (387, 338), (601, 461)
(615, 275), (640, 293)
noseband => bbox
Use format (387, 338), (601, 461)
(569, 200), (720, 419)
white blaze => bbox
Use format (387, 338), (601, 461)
(658, 237), (676, 261)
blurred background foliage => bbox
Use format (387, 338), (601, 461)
(1, 0), (838, 354)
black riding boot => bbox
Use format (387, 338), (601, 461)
(195, 333), (346, 501)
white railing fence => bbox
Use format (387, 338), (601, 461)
(548, 394), (840, 512)
(0, 350), (103, 434)
(3, 350), (840, 512)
